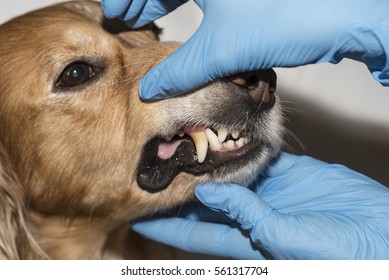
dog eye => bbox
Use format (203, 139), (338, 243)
(56, 62), (102, 89)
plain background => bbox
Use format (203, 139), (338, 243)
(2, 0), (389, 186)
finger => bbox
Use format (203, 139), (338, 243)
(132, 217), (265, 259)
(124, 0), (189, 28)
(139, 30), (213, 100)
(193, 183), (305, 259)
(139, 0), (267, 99)
(263, 152), (300, 178)
(195, 183), (377, 259)
(264, 152), (330, 178)
(251, 211), (373, 260)
(195, 183), (272, 231)
(176, 202), (234, 225)
(101, 0), (132, 18)
(119, 0), (146, 25)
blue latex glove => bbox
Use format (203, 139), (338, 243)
(132, 153), (389, 259)
(102, 0), (389, 99)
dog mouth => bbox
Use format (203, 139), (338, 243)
(137, 69), (278, 193)
(137, 123), (265, 193)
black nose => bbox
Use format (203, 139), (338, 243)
(229, 69), (277, 106)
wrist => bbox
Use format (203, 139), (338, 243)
(369, 16), (389, 86)
(336, 3), (389, 86)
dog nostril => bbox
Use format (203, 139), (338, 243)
(229, 69), (277, 106)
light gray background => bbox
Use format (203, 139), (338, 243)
(2, 0), (389, 186)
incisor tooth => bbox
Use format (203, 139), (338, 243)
(217, 127), (228, 143)
(236, 138), (244, 148)
(231, 130), (240, 139)
(205, 128), (222, 151)
(188, 130), (208, 163)
(225, 140), (235, 150)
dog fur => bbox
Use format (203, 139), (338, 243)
(0, 1), (283, 259)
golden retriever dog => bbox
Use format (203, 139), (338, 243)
(0, 1), (283, 259)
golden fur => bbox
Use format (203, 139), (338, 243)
(0, 1), (283, 259)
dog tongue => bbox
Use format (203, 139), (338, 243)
(157, 139), (185, 160)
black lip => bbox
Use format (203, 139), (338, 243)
(136, 133), (264, 193)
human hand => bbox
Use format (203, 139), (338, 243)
(101, 0), (188, 28)
(102, 0), (389, 99)
(132, 153), (389, 259)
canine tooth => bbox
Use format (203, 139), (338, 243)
(225, 140), (235, 150)
(188, 131), (208, 163)
(178, 131), (185, 137)
(205, 128), (222, 151)
(217, 127), (228, 143)
(236, 138), (244, 148)
(231, 130), (240, 139)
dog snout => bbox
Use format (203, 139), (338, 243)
(229, 69), (277, 106)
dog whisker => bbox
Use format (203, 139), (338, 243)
(282, 127), (305, 153)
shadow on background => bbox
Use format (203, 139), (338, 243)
(279, 91), (389, 187)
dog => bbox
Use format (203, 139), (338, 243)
(0, 0), (283, 259)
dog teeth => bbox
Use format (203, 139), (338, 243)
(205, 128), (222, 151)
(224, 140), (235, 150)
(231, 130), (240, 139)
(236, 138), (245, 148)
(217, 127), (228, 143)
(187, 126), (249, 164)
(188, 131), (208, 163)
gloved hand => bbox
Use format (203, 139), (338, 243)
(132, 153), (389, 259)
(102, 0), (389, 99)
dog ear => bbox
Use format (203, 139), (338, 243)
(0, 141), (46, 259)
(63, 0), (160, 46)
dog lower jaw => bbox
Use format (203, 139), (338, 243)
(210, 148), (276, 187)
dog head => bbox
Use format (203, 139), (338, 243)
(0, 1), (283, 258)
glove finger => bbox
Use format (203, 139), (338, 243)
(252, 211), (381, 259)
(195, 183), (387, 259)
(194, 183), (330, 259)
(139, 32), (212, 99)
(263, 152), (301, 178)
(195, 183), (272, 232)
(264, 152), (329, 178)
(132, 217), (265, 259)
(139, 0), (269, 99)
(101, 0), (133, 18)
(176, 201), (234, 225)
(124, 0), (189, 28)
(139, 18), (263, 99)
(119, 0), (147, 25)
